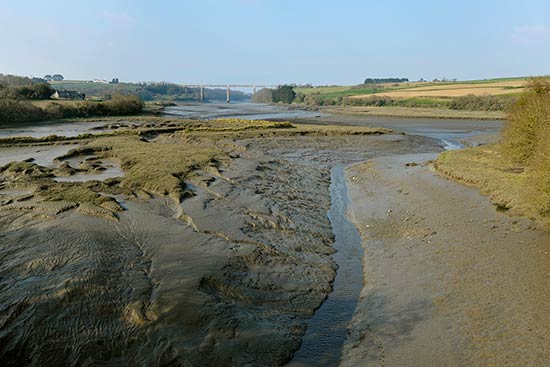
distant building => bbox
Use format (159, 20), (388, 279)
(51, 90), (85, 100)
(92, 79), (109, 84)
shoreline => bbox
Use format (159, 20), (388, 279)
(342, 154), (550, 366)
(293, 105), (506, 120)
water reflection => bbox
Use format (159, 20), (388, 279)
(288, 165), (363, 366)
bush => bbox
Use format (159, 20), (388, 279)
(502, 77), (550, 214)
(0, 83), (54, 100)
(502, 78), (550, 164)
(272, 85), (296, 104)
(449, 94), (517, 111)
(0, 99), (47, 122)
(1, 94), (144, 123)
(251, 88), (275, 103)
(102, 94), (143, 115)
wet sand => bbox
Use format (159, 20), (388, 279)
(342, 154), (550, 366)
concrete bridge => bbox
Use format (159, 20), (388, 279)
(182, 84), (276, 103)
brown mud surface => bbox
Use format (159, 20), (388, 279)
(0, 127), (440, 366)
(342, 154), (550, 366)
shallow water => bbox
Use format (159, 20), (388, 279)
(0, 120), (109, 139)
(288, 165), (364, 366)
(0, 188), (34, 196)
(0, 144), (79, 167)
(53, 156), (124, 182)
(163, 102), (324, 120)
(53, 166), (123, 182)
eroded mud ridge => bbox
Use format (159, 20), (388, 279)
(0, 123), (441, 366)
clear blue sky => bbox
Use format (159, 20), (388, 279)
(0, 0), (549, 85)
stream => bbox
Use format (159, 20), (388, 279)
(288, 165), (364, 366)
(288, 133), (481, 366)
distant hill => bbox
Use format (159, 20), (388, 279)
(51, 80), (250, 102)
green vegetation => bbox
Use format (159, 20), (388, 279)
(40, 95), (143, 119)
(0, 73), (46, 86)
(252, 85), (297, 104)
(298, 92), (519, 111)
(292, 77), (527, 112)
(51, 80), (249, 102)
(0, 73), (145, 123)
(83, 135), (222, 201)
(0, 99), (46, 122)
(272, 85), (296, 104)
(0, 117), (388, 220)
(0, 95), (143, 123)
(251, 88), (275, 103)
(435, 77), (550, 224)
(364, 78), (409, 84)
(0, 83), (54, 100)
(448, 94), (517, 111)
(294, 85), (401, 99)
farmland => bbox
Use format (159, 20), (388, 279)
(295, 77), (527, 100)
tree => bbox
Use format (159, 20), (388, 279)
(364, 78), (409, 84)
(272, 85), (296, 104)
(251, 88), (274, 103)
(52, 74), (64, 81)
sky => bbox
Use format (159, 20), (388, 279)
(0, 0), (549, 85)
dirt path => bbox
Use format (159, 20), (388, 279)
(342, 154), (550, 366)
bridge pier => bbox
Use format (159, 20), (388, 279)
(226, 85), (231, 103)
(200, 85), (204, 102)
(253, 85), (257, 95)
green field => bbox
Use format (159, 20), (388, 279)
(295, 77), (529, 100)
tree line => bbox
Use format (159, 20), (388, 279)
(0, 83), (54, 100)
(363, 78), (409, 84)
(251, 85), (296, 104)
(0, 95), (143, 123)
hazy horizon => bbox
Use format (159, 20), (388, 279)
(1, 0), (549, 85)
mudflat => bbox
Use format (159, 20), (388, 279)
(343, 154), (550, 366)
(0, 119), (441, 366)
(1, 112), (548, 366)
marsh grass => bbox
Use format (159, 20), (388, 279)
(1, 118), (389, 217)
(436, 77), (550, 222)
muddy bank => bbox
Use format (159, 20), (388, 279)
(287, 115), (502, 137)
(0, 130), (441, 366)
(342, 154), (550, 366)
(287, 165), (363, 367)
(163, 102), (324, 121)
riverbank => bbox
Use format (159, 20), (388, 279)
(343, 154), (550, 366)
(318, 105), (505, 120)
(0, 95), (144, 124)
